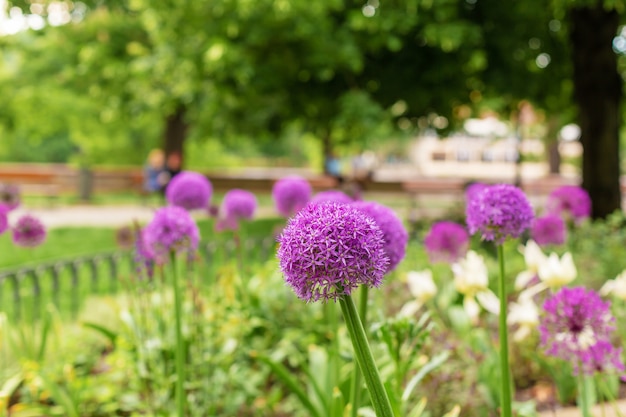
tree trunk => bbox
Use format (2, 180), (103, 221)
(163, 105), (189, 166)
(546, 116), (561, 175)
(569, 6), (622, 219)
(322, 129), (333, 175)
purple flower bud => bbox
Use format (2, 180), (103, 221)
(311, 190), (353, 205)
(277, 202), (389, 303)
(546, 185), (591, 223)
(539, 286), (620, 376)
(12, 214), (46, 247)
(424, 221), (469, 264)
(165, 171), (213, 210)
(0, 184), (20, 211)
(352, 201), (408, 273)
(531, 214), (566, 247)
(272, 176), (312, 217)
(466, 183), (534, 244)
(143, 206), (199, 262)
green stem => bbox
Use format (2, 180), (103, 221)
(497, 245), (512, 417)
(597, 375), (625, 417)
(577, 371), (592, 417)
(339, 294), (394, 417)
(170, 252), (186, 416)
(349, 286), (369, 417)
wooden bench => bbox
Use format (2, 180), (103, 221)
(0, 171), (61, 206)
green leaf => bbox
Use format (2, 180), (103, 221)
(401, 351), (450, 402)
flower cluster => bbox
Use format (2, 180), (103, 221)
(466, 183), (534, 244)
(12, 214), (47, 247)
(165, 171), (213, 211)
(217, 189), (257, 231)
(545, 185), (591, 223)
(311, 190), (353, 205)
(352, 201), (408, 273)
(143, 206), (199, 262)
(531, 214), (566, 247)
(272, 176), (312, 217)
(539, 286), (624, 376)
(424, 221), (469, 264)
(277, 202), (389, 303)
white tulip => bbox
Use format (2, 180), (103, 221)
(399, 269), (437, 317)
(452, 250), (500, 322)
(600, 270), (626, 300)
(537, 252), (577, 289)
(508, 295), (539, 341)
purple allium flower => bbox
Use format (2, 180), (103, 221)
(466, 183), (534, 244)
(539, 287), (618, 376)
(465, 182), (489, 205)
(277, 201), (389, 303)
(143, 206), (199, 262)
(311, 190), (353, 205)
(0, 184), (20, 211)
(579, 340), (625, 377)
(0, 205), (9, 234)
(12, 214), (46, 247)
(217, 189), (257, 231)
(272, 176), (312, 217)
(531, 214), (566, 247)
(545, 185), (591, 223)
(165, 171), (213, 210)
(424, 221), (469, 264)
(352, 201), (408, 273)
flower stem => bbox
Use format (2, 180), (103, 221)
(349, 286), (369, 417)
(339, 293), (394, 417)
(497, 244), (512, 417)
(577, 371), (592, 417)
(170, 252), (186, 416)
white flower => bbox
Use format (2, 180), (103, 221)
(519, 251), (577, 299)
(508, 295), (539, 341)
(399, 270), (437, 317)
(600, 270), (626, 300)
(537, 252), (577, 289)
(514, 240), (547, 290)
(451, 251), (499, 322)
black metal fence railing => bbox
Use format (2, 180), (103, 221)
(0, 237), (277, 322)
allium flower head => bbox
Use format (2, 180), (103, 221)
(540, 286), (617, 375)
(311, 190), (353, 205)
(466, 183), (534, 244)
(424, 221), (469, 264)
(579, 340), (625, 377)
(143, 206), (199, 262)
(277, 201), (389, 303)
(0, 184), (20, 211)
(546, 185), (591, 223)
(134, 226), (155, 279)
(217, 189), (257, 231)
(351, 201), (408, 272)
(12, 214), (46, 247)
(165, 171), (213, 210)
(272, 176), (312, 217)
(531, 214), (566, 247)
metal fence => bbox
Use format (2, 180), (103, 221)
(0, 237), (277, 321)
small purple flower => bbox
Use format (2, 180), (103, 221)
(540, 287), (618, 376)
(0, 205), (8, 235)
(531, 214), (566, 247)
(143, 206), (199, 262)
(546, 185), (591, 223)
(0, 184), (20, 211)
(165, 171), (213, 210)
(466, 183), (534, 244)
(424, 221), (469, 264)
(12, 214), (46, 247)
(277, 202), (389, 303)
(217, 189), (257, 231)
(272, 176), (312, 217)
(352, 201), (408, 273)
(311, 190), (353, 205)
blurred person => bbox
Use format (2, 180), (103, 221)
(160, 151), (182, 193)
(324, 152), (343, 185)
(143, 149), (165, 195)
